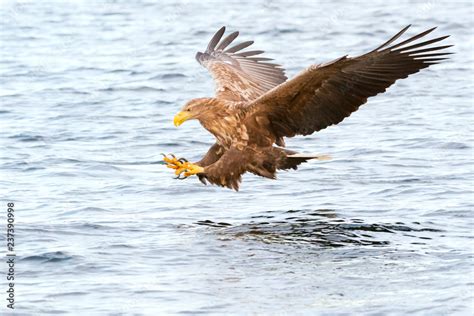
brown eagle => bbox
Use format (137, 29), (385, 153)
(163, 25), (451, 191)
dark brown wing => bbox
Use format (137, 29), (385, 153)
(246, 25), (452, 138)
(195, 143), (226, 167)
(195, 143), (226, 186)
(196, 26), (287, 102)
(199, 147), (250, 191)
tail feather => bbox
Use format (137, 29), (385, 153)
(287, 153), (332, 161)
(279, 151), (331, 170)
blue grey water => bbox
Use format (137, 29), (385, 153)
(0, 0), (473, 315)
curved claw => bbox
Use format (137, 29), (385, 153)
(174, 173), (188, 180)
(178, 158), (188, 163)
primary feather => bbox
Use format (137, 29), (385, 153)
(196, 26), (287, 102)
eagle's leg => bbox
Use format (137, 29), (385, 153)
(163, 144), (225, 180)
(162, 154), (204, 179)
(173, 161), (204, 179)
(182, 163), (204, 177)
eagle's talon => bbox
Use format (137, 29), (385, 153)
(162, 153), (202, 178)
(163, 153), (182, 166)
(163, 154), (204, 179)
(175, 174), (188, 180)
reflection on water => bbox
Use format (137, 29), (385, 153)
(196, 209), (442, 248)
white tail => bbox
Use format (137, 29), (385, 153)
(287, 153), (332, 161)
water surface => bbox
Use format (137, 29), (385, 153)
(0, 0), (473, 314)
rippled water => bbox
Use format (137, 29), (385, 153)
(1, 0), (473, 314)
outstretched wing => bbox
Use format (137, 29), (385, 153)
(199, 147), (250, 191)
(247, 25), (452, 138)
(196, 143), (226, 167)
(196, 26), (287, 102)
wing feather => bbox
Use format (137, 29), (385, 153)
(224, 41), (254, 53)
(206, 26), (225, 51)
(196, 27), (287, 101)
(216, 31), (239, 51)
(247, 26), (452, 138)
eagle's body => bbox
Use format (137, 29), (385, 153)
(164, 25), (451, 190)
(195, 98), (251, 148)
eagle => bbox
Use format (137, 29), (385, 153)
(163, 25), (451, 191)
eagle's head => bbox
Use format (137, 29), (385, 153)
(173, 98), (216, 127)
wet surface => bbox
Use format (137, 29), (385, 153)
(196, 209), (444, 248)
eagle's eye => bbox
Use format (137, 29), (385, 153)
(186, 108), (191, 112)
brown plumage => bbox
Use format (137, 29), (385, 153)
(166, 25), (452, 191)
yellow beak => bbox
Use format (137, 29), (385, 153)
(173, 111), (192, 127)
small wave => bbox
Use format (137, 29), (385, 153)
(108, 243), (136, 249)
(55, 87), (91, 95)
(50, 291), (89, 297)
(102, 11), (130, 17)
(70, 66), (102, 72)
(9, 133), (45, 142)
(439, 142), (470, 150)
(153, 99), (174, 105)
(444, 22), (466, 31)
(107, 69), (132, 74)
(149, 73), (186, 80)
(104, 69), (148, 76)
(49, 158), (82, 164)
(196, 220), (232, 228)
(83, 164), (122, 172)
(150, 40), (177, 46)
(0, 93), (22, 98)
(78, 223), (112, 230)
(21, 251), (76, 263)
(129, 70), (149, 76)
(59, 207), (112, 217)
(98, 86), (165, 92)
(192, 30), (208, 36)
(259, 28), (302, 35)
(114, 160), (166, 166)
(24, 166), (46, 172)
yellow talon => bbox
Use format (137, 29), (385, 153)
(163, 154), (179, 165)
(162, 154), (204, 179)
(167, 164), (180, 169)
(174, 166), (187, 175)
(175, 162), (204, 177)
(183, 163), (204, 177)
